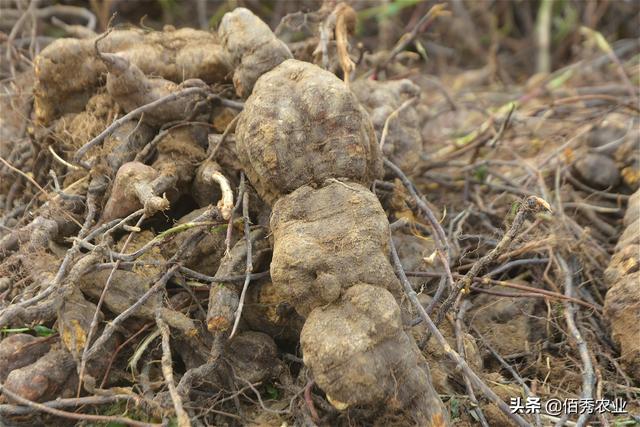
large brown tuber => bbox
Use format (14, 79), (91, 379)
(218, 7), (292, 98)
(233, 53), (447, 423)
(270, 181), (399, 317)
(3, 346), (77, 402)
(34, 28), (231, 124)
(236, 59), (383, 204)
(301, 284), (447, 425)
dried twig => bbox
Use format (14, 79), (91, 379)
(0, 383), (159, 427)
(78, 213), (146, 396)
(389, 238), (531, 427)
(432, 196), (551, 328)
(471, 324), (542, 427)
(156, 308), (191, 427)
(228, 191), (252, 340)
(74, 87), (211, 165)
(557, 255), (595, 427)
(0, 393), (142, 416)
(379, 97), (418, 151)
(455, 300), (490, 427)
(383, 158), (455, 302)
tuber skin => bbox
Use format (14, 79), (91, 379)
(232, 52), (448, 423)
(101, 50), (212, 127)
(3, 346), (77, 402)
(101, 161), (169, 221)
(34, 28), (231, 124)
(224, 331), (280, 384)
(218, 7), (293, 99)
(301, 284), (448, 425)
(236, 59), (383, 204)
(0, 334), (52, 383)
(270, 181), (400, 317)
(604, 188), (640, 380)
(352, 78), (423, 172)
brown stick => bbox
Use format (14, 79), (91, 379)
(389, 238), (531, 427)
(433, 196), (551, 328)
(156, 308), (191, 427)
(229, 191), (252, 340)
(0, 383), (160, 427)
(557, 255), (595, 427)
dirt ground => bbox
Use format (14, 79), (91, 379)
(0, 1), (639, 426)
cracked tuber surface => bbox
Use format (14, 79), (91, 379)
(235, 59), (382, 204)
(301, 284), (447, 425)
(270, 181), (399, 317)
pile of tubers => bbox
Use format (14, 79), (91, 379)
(0, 6), (449, 426)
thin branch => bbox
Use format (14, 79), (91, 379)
(0, 383), (159, 427)
(557, 255), (595, 427)
(157, 309), (191, 427)
(229, 191), (252, 340)
(432, 196), (551, 328)
(74, 87), (209, 165)
(389, 237), (531, 427)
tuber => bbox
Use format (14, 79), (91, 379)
(34, 28), (231, 124)
(218, 7), (293, 98)
(352, 78), (423, 172)
(235, 59), (382, 204)
(270, 181), (399, 317)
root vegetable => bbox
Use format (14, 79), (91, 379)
(270, 181), (398, 317)
(3, 346), (77, 402)
(233, 51), (446, 423)
(101, 162), (169, 221)
(604, 189), (640, 380)
(218, 8), (292, 98)
(0, 334), (52, 382)
(301, 284), (447, 425)
(352, 78), (423, 172)
(34, 28), (231, 124)
(236, 59), (382, 204)
(225, 331), (280, 383)
(101, 50), (211, 127)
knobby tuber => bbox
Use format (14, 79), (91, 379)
(270, 181), (399, 317)
(301, 284), (446, 424)
(604, 188), (640, 380)
(234, 55), (448, 423)
(236, 59), (383, 205)
(218, 7), (293, 99)
(34, 28), (231, 124)
(352, 78), (423, 172)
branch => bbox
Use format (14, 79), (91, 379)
(389, 238), (531, 427)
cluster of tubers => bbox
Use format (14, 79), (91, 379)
(231, 28), (448, 421)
